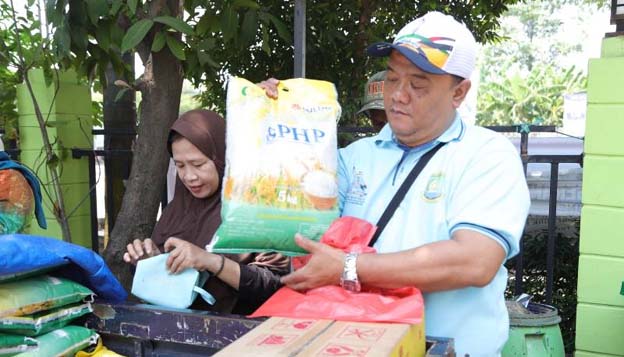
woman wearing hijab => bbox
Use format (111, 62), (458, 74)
(123, 109), (288, 314)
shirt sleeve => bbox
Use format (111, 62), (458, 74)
(446, 141), (530, 260)
(237, 261), (289, 309)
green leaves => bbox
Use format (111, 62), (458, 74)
(197, 50), (218, 67)
(221, 7), (238, 43)
(121, 19), (153, 53)
(476, 64), (586, 126)
(165, 35), (186, 60)
(151, 31), (166, 52)
(196, 13), (217, 36)
(154, 16), (194, 35)
(232, 0), (260, 10)
(128, 0), (139, 15)
(94, 20), (111, 51)
(53, 23), (71, 57)
(264, 13), (290, 42)
(86, 0), (109, 25)
(240, 10), (258, 46)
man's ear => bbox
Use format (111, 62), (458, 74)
(452, 79), (471, 109)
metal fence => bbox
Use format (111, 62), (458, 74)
(1, 125), (583, 305)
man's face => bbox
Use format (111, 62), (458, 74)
(383, 50), (468, 147)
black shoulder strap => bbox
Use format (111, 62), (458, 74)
(368, 142), (447, 247)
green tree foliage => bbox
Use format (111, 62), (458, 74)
(0, 2), (54, 142)
(46, 0), (520, 123)
(477, 64), (586, 126)
(193, 0), (521, 125)
(476, 0), (607, 126)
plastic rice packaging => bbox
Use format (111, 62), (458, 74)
(0, 302), (92, 336)
(16, 325), (98, 357)
(210, 77), (341, 255)
(0, 275), (93, 318)
(0, 333), (37, 356)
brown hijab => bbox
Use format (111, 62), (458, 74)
(151, 109), (226, 249)
(149, 110), (288, 313)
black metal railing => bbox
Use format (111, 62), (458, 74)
(4, 125), (583, 305)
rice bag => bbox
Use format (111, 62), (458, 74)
(0, 302), (92, 336)
(0, 333), (37, 356)
(0, 275), (93, 318)
(16, 325), (97, 357)
(211, 77), (341, 255)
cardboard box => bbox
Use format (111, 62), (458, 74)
(214, 317), (425, 356)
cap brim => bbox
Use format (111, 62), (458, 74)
(367, 42), (394, 57)
(356, 100), (384, 116)
(367, 42), (447, 75)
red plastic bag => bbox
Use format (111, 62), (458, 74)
(249, 286), (423, 324)
(251, 216), (424, 324)
(292, 216), (377, 269)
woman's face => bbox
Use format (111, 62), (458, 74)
(171, 137), (220, 199)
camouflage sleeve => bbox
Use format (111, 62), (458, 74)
(0, 170), (35, 234)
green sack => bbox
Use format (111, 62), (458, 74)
(15, 325), (97, 357)
(0, 303), (93, 336)
(0, 263), (68, 284)
(0, 275), (93, 317)
(0, 333), (37, 356)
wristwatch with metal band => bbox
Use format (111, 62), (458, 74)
(340, 252), (361, 292)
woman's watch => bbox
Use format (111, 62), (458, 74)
(340, 253), (361, 292)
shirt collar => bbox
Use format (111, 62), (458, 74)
(375, 112), (465, 149)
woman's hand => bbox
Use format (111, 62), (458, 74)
(257, 78), (280, 99)
(164, 237), (219, 274)
(123, 238), (161, 265)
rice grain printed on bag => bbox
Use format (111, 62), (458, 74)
(211, 77), (341, 255)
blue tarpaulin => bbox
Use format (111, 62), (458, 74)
(0, 234), (127, 302)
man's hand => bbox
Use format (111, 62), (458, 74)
(123, 238), (161, 265)
(280, 234), (345, 291)
(257, 78), (280, 99)
(164, 237), (212, 274)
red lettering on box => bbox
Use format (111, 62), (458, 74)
(317, 343), (370, 356)
(250, 334), (296, 346)
(273, 319), (314, 331)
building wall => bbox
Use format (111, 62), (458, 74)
(575, 36), (624, 356)
(16, 69), (93, 248)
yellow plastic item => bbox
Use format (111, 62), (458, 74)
(75, 337), (126, 357)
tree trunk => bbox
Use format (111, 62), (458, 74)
(103, 53), (135, 242)
(103, 46), (183, 290)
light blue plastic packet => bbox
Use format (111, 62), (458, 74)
(131, 253), (216, 309)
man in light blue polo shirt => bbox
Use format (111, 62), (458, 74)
(277, 11), (530, 356)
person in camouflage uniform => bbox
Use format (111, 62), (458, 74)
(0, 140), (46, 233)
